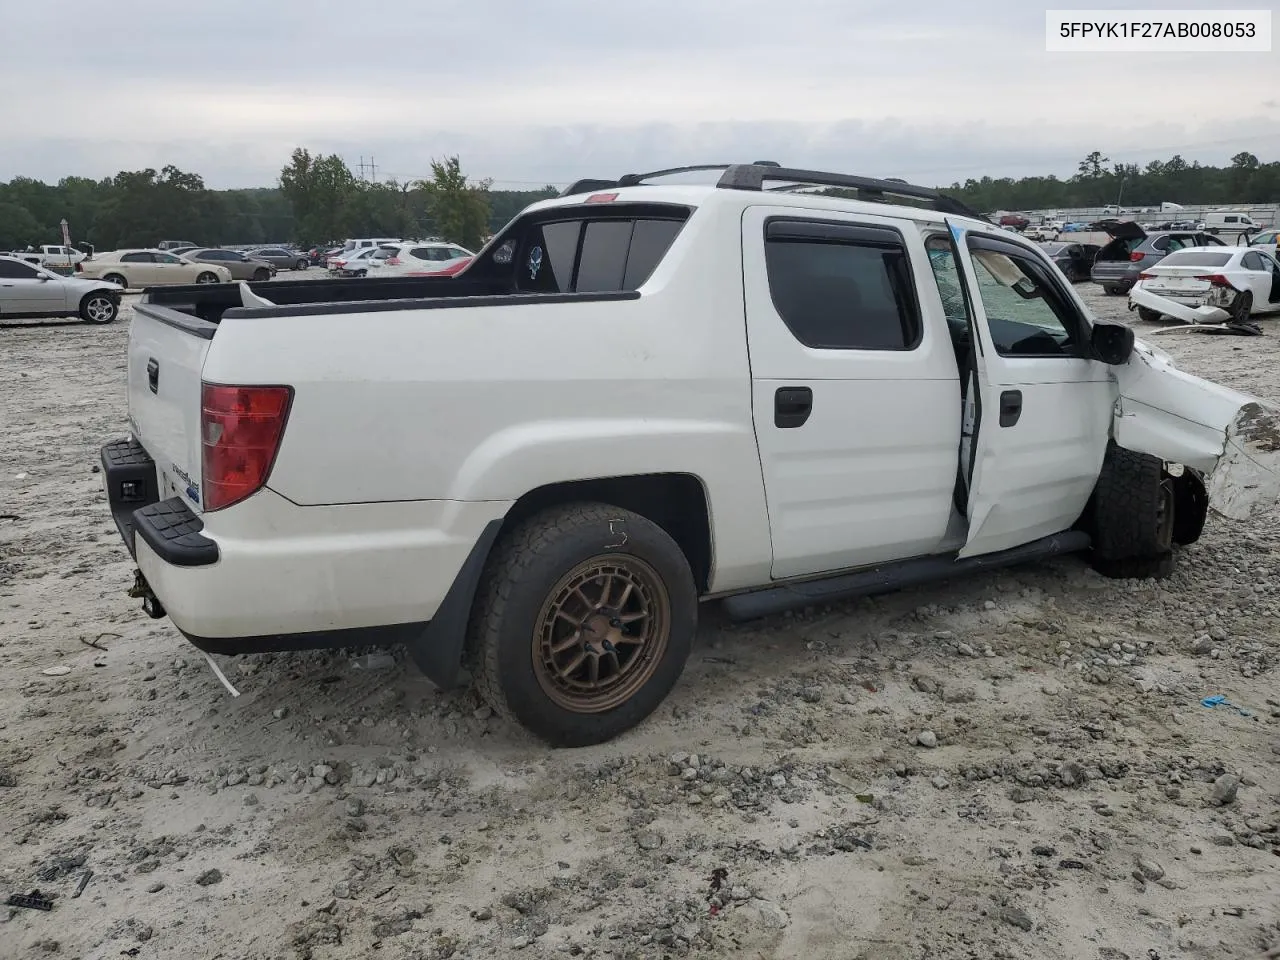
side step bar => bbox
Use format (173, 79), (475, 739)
(721, 531), (1091, 622)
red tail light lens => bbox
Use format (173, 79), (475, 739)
(1137, 272), (1154, 280)
(1193, 274), (1234, 288)
(1129, 251), (1145, 262)
(201, 383), (292, 511)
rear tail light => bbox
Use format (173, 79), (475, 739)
(201, 383), (293, 511)
(1194, 274), (1235, 288)
(1137, 272), (1154, 280)
(1129, 251), (1145, 262)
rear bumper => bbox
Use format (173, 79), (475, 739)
(1092, 266), (1139, 289)
(100, 436), (510, 652)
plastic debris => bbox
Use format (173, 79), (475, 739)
(7, 891), (54, 911)
(202, 652), (241, 697)
(1201, 694), (1252, 717)
(351, 652), (397, 671)
(40, 666), (71, 677)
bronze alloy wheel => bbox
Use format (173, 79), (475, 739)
(532, 555), (671, 713)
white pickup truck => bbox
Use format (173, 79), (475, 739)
(100, 163), (1280, 747)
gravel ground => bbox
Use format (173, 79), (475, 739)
(1, 278), (1279, 960)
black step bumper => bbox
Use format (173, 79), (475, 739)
(100, 439), (218, 567)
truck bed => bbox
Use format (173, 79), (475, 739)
(143, 274), (507, 325)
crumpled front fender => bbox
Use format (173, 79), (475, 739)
(1113, 340), (1280, 521)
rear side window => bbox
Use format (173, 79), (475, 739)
(121, 252), (153, 263)
(0, 259), (38, 278)
(514, 213), (686, 294)
(764, 221), (921, 351)
(1242, 251), (1264, 270)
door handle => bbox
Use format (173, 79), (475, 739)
(147, 357), (159, 394)
(999, 389), (1022, 427)
(774, 386), (813, 428)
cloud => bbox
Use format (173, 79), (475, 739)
(1, 0), (1277, 188)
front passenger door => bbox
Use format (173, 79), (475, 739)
(944, 223), (1114, 558)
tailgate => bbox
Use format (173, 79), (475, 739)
(127, 303), (216, 513)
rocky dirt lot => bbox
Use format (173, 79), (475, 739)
(1, 282), (1279, 960)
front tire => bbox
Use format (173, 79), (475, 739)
(467, 503), (697, 747)
(295, 259), (309, 271)
(103, 273), (128, 289)
(252, 268), (271, 282)
(79, 292), (118, 324)
(196, 271), (219, 284)
(1087, 442), (1175, 579)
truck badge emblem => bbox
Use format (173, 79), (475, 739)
(528, 245), (543, 279)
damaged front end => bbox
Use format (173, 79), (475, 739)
(1112, 339), (1280, 522)
(1129, 283), (1259, 334)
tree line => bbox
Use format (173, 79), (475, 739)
(1, 148), (1275, 252)
(0, 151), (555, 252)
(939, 151), (1279, 213)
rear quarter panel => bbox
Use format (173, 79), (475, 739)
(202, 202), (775, 591)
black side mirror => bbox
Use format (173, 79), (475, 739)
(1092, 321), (1134, 365)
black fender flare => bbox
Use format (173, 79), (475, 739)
(407, 518), (504, 688)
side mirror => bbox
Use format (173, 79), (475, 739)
(1091, 321), (1134, 366)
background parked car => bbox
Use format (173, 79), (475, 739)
(0, 255), (122, 323)
(1038, 241), (1100, 282)
(326, 247), (382, 277)
(365, 241), (475, 276)
(165, 246), (199, 258)
(183, 248), (277, 281)
(77, 249), (232, 288)
(1248, 229), (1279, 257)
(156, 240), (200, 251)
(250, 247), (310, 271)
(1130, 246), (1280, 324)
(1091, 221), (1226, 294)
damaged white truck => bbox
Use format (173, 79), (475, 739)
(100, 162), (1280, 747)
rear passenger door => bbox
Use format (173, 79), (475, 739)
(944, 223), (1114, 558)
(742, 207), (961, 580)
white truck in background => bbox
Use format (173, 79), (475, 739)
(99, 162), (1280, 747)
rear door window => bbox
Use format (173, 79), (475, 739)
(121, 252), (153, 263)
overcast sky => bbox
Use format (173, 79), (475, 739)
(2, 0), (1277, 190)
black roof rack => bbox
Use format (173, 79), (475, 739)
(558, 162), (988, 222)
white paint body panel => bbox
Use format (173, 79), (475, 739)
(119, 183), (1280, 645)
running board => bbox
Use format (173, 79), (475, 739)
(720, 530), (1091, 623)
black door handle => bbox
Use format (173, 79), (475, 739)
(999, 389), (1022, 427)
(147, 358), (159, 394)
(774, 386), (813, 428)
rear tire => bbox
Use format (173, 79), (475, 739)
(1230, 290), (1254, 325)
(1087, 442), (1176, 579)
(1104, 285), (1125, 296)
(103, 273), (128, 289)
(467, 503), (697, 747)
(1137, 306), (1163, 323)
(196, 271), (219, 284)
(79, 292), (118, 324)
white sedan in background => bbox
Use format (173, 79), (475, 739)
(78, 249), (233, 288)
(366, 241), (474, 277)
(0, 255), (123, 323)
(1248, 229), (1279, 257)
(1129, 246), (1280, 327)
(326, 247), (383, 277)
